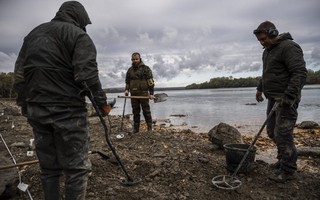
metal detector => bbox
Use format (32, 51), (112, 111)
(212, 102), (279, 190)
(81, 82), (141, 186)
(116, 98), (127, 139)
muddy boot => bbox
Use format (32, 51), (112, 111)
(41, 176), (60, 200)
(147, 123), (152, 134)
(65, 171), (88, 200)
(65, 187), (87, 200)
(270, 160), (280, 169)
(133, 123), (140, 134)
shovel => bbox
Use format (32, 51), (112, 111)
(118, 93), (168, 103)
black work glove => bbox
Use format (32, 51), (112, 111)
(99, 98), (116, 117)
(21, 106), (28, 117)
(100, 104), (111, 117)
(256, 91), (264, 102)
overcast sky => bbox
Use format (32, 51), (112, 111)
(1, 0), (319, 88)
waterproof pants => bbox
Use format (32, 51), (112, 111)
(131, 98), (152, 126)
(27, 104), (91, 200)
(266, 99), (298, 174)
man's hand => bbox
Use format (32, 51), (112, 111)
(124, 90), (129, 96)
(149, 95), (155, 100)
(256, 91), (264, 102)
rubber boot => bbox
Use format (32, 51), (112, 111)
(65, 187), (87, 200)
(147, 123), (152, 134)
(133, 123), (140, 134)
(65, 174), (88, 200)
(41, 177), (60, 200)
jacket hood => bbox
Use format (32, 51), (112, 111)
(52, 1), (91, 30)
(267, 32), (294, 51)
(278, 32), (293, 41)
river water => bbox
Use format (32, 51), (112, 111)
(107, 85), (320, 135)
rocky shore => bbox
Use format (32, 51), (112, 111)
(1, 99), (319, 199)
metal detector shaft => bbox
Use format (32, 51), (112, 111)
(82, 82), (134, 181)
(231, 102), (279, 176)
(119, 98), (127, 132)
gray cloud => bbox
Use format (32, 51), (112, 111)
(1, 0), (319, 87)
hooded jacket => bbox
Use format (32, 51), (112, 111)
(14, 1), (106, 107)
(257, 32), (307, 101)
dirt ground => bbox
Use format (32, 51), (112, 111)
(0, 100), (319, 200)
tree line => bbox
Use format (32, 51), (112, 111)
(0, 69), (319, 98)
(0, 72), (15, 98)
(185, 69), (320, 89)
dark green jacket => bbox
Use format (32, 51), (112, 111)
(257, 32), (307, 101)
(14, 1), (106, 107)
(125, 62), (154, 96)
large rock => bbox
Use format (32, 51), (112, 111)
(297, 121), (319, 129)
(208, 122), (243, 150)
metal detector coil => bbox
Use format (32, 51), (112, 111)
(116, 133), (124, 139)
(212, 175), (241, 190)
(121, 177), (142, 186)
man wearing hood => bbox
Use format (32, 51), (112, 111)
(253, 21), (307, 182)
(124, 52), (155, 134)
(14, 1), (112, 199)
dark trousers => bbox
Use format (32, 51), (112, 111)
(266, 99), (298, 173)
(131, 98), (152, 125)
(27, 104), (91, 200)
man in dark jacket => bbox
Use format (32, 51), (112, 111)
(253, 21), (307, 182)
(13, 1), (112, 199)
(124, 52), (155, 133)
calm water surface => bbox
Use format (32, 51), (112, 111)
(108, 85), (320, 135)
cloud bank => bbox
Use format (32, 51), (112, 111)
(1, 0), (319, 88)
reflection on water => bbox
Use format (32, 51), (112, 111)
(108, 85), (320, 135)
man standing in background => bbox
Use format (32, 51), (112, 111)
(254, 21), (307, 182)
(125, 52), (155, 134)
(14, 1), (112, 199)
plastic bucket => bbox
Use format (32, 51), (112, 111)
(224, 143), (256, 173)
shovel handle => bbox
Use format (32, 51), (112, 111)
(0, 160), (39, 170)
(118, 95), (150, 99)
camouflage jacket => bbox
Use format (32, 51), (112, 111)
(125, 62), (154, 96)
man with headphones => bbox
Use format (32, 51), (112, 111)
(253, 21), (307, 182)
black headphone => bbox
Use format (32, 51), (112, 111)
(267, 28), (279, 37)
(253, 28), (279, 37)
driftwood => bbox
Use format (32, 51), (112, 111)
(297, 147), (320, 157)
